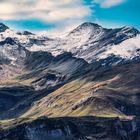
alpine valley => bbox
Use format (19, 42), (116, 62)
(0, 22), (140, 140)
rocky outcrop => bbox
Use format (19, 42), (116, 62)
(1, 117), (140, 140)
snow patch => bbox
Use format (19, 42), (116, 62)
(98, 35), (140, 59)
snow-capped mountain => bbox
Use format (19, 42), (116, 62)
(1, 22), (140, 140)
(0, 24), (46, 66)
(26, 22), (140, 63)
(0, 22), (140, 66)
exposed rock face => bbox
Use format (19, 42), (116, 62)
(0, 23), (9, 32)
(1, 117), (140, 140)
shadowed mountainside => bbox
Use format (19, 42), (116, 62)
(1, 116), (140, 140)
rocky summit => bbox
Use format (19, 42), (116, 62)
(0, 22), (140, 140)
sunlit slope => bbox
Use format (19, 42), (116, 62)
(20, 61), (140, 119)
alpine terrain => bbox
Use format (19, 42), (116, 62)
(0, 22), (140, 140)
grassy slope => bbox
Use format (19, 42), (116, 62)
(20, 62), (140, 119)
(1, 61), (140, 129)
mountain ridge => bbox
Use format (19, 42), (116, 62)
(0, 22), (140, 65)
(1, 22), (140, 140)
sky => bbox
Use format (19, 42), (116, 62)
(0, 0), (140, 36)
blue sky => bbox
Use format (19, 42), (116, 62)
(0, 0), (139, 36)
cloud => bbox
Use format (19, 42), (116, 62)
(94, 0), (127, 8)
(0, 0), (91, 22)
(0, 0), (92, 35)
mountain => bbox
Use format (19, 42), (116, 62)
(0, 22), (140, 66)
(28, 22), (140, 63)
(0, 22), (140, 140)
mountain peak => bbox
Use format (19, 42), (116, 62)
(0, 23), (9, 32)
(67, 22), (103, 37)
(80, 22), (102, 28)
(74, 22), (102, 32)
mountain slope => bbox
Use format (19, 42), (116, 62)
(18, 60), (140, 119)
(99, 35), (140, 59)
(0, 51), (88, 119)
(0, 22), (140, 140)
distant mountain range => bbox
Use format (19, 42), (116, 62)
(0, 22), (140, 140)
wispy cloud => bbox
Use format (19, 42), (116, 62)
(94, 0), (127, 8)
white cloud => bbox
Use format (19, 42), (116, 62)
(0, 0), (92, 35)
(44, 7), (90, 23)
(0, 0), (91, 22)
(94, 0), (126, 8)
